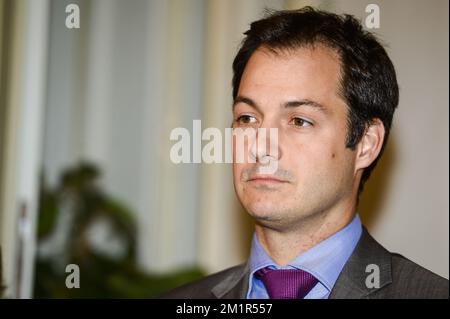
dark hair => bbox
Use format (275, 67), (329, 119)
(232, 7), (399, 193)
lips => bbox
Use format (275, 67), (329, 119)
(247, 175), (288, 183)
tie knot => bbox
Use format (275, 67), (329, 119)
(255, 267), (318, 299)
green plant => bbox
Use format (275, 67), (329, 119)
(34, 162), (203, 298)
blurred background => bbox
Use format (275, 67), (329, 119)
(0, 0), (448, 298)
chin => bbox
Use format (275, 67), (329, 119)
(244, 199), (319, 230)
(245, 201), (285, 222)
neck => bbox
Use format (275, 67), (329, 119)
(255, 200), (356, 266)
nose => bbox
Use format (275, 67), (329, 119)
(249, 124), (282, 165)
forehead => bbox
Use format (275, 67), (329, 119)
(237, 45), (343, 105)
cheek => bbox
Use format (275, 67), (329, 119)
(233, 163), (240, 181)
(329, 147), (357, 182)
(325, 145), (349, 166)
(232, 130), (254, 163)
(286, 141), (344, 175)
(233, 163), (246, 188)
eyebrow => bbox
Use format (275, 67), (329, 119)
(233, 96), (260, 111)
(233, 95), (327, 113)
(284, 99), (327, 112)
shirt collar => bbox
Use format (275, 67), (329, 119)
(248, 214), (362, 291)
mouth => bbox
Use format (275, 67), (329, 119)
(247, 175), (289, 184)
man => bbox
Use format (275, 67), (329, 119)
(164, 7), (448, 299)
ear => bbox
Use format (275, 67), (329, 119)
(354, 118), (385, 172)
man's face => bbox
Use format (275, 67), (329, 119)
(232, 45), (359, 231)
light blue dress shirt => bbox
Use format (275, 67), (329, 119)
(247, 214), (362, 299)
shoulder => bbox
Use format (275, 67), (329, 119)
(160, 264), (246, 299)
(333, 228), (448, 299)
(381, 253), (449, 299)
(362, 230), (449, 299)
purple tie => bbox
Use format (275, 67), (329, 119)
(256, 267), (319, 299)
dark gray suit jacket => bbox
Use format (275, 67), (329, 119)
(163, 228), (449, 299)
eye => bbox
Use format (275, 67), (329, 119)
(290, 117), (313, 127)
(235, 114), (257, 125)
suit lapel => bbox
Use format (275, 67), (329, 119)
(211, 263), (249, 299)
(329, 228), (392, 298)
